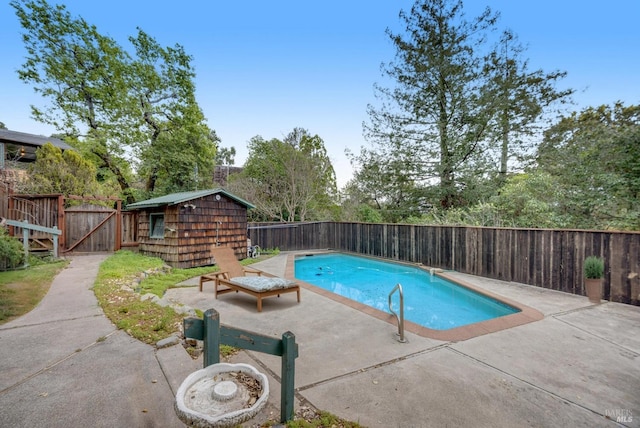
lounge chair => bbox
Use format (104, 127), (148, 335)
(199, 246), (301, 312)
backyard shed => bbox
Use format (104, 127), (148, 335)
(125, 189), (255, 268)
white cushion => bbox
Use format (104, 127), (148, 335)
(230, 276), (297, 292)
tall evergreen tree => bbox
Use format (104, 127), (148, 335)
(127, 28), (216, 195)
(363, 0), (499, 209)
(359, 0), (574, 217)
(483, 30), (573, 180)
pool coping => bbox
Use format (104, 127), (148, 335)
(285, 251), (544, 342)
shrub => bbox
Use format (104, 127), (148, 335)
(0, 228), (25, 270)
(584, 256), (604, 279)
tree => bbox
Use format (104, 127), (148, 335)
(127, 28), (216, 195)
(228, 129), (337, 222)
(283, 127), (338, 217)
(537, 103), (640, 230)
(346, 144), (429, 222)
(357, 0), (574, 220)
(363, 0), (499, 209)
(17, 142), (118, 198)
(12, 0), (133, 196)
(137, 126), (218, 196)
(491, 171), (564, 228)
(216, 145), (236, 166)
(337, 179), (384, 223)
(483, 30), (573, 181)
(11, 0), (217, 201)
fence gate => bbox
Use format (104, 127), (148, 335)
(4, 194), (135, 254)
(63, 203), (119, 253)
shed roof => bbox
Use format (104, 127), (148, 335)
(125, 188), (255, 210)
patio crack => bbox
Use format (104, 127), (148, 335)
(0, 313), (105, 331)
(295, 344), (450, 392)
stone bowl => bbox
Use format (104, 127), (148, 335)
(174, 362), (269, 428)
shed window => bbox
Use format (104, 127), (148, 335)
(150, 213), (165, 238)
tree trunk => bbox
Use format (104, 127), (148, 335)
(500, 111), (509, 181)
(146, 168), (158, 193)
(92, 148), (133, 203)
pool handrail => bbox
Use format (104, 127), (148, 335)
(388, 284), (407, 343)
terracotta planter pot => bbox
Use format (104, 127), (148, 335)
(585, 278), (603, 303)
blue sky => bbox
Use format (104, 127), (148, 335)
(1, 1), (639, 187)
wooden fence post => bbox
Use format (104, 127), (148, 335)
(281, 331), (296, 423)
(115, 200), (122, 251)
(203, 308), (221, 367)
(52, 226), (59, 258)
(21, 221), (29, 267)
(57, 194), (65, 251)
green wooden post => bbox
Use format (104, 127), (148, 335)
(203, 308), (221, 367)
(21, 221), (29, 268)
(52, 226), (59, 258)
(280, 331), (296, 423)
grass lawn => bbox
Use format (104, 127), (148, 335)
(0, 260), (68, 325)
(93, 250), (220, 345)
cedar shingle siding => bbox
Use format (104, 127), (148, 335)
(128, 189), (253, 268)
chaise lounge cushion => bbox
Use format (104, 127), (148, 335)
(229, 276), (298, 292)
(200, 246), (301, 312)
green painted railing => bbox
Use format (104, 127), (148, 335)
(5, 219), (61, 264)
(183, 308), (298, 423)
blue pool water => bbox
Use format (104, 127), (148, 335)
(294, 253), (519, 330)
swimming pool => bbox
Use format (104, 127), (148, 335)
(294, 253), (520, 331)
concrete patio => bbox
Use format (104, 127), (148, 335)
(166, 252), (640, 427)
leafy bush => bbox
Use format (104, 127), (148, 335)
(584, 256), (604, 279)
(0, 228), (25, 270)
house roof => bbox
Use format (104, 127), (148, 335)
(125, 188), (255, 210)
(0, 129), (74, 162)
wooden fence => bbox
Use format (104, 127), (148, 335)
(249, 222), (640, 306)
(3, 193), (138, 254)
